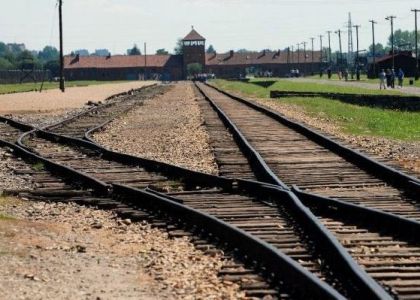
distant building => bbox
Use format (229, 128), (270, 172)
(73, 49), (90, 57)
(369, 51), (419, 77)
(94, 49), (111, 57)
(64, 28), (324, 81)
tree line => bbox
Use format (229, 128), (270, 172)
(0, 43), (60, 73)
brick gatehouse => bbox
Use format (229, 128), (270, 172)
(64, 28), (323, 81)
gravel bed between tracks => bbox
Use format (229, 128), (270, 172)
(0, 198), (246, 300)
(93, 82), (218, 175)
(250, 97), (420, 177)
(0, 148), (34, 194)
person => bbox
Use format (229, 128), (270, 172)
(343, 69), (349, 81)
(327, 67), (332, 79)
(379, 69), (387, 90)
(385, 69), (392, 88)
(338, 70), (342, 80)
(397, 68), (404, 88)
(391, 68), (396, 88)
(319, 69), (323, 78)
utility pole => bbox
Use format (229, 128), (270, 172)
(310, 37), (315, 74)
(319, 35), (323, 71)
(58, 0), (65, 92)
(369, 20), (377, 77)
(353, 25), (361, 80)
(412, 9), (419, 80)
(291, 45), (294, 64)
(144, 42), (147, 80)
(303, 41), (307, 75)
(297, 43), (300, 65)
(335, 30), (343, 70)
(347, 13), (354, 67)
(386, 15), (397, 70)
(326, 31), (332, 66)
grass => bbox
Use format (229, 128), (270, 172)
(0, 80), (130, 95)
(31, 162), (45, 171)
(279, 97), (420, 140)
(0, 214), (14, 220)
(212, 78), (409, 97)
(211, 79), (420, 141)
(0, 196), (15, 221)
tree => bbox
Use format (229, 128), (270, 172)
(368, 43), (386, 56)
(7, 43), (25, 55)
(0, 42), (8, 56)
(44, 59), (60, 77)
(17, 50), (37, 69)
(388, 30), (416, 51)
(156, 48), (169, 55)
(187, 63), (202, 76)
(174, 38), (183, 55)
(38, 46), (59, 62)
(0, 57), (13, 70)
(128, 44), (141, 55)
(206, 45), (216, 54)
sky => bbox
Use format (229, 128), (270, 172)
(0, 0), (418, 55)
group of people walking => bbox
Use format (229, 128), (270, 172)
(379, 68), (405, 89)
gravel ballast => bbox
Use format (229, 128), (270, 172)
(0, 198), (246, 299)
(93, 82), (218, 175)
(0, 148), (34, 195)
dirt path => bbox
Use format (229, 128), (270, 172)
(0, 81), (155, 114)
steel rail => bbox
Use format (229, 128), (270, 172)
(113, 184), (346, 300)
(292, 186), (419, 241)
(194, 84), (288, 189)
(206, 82), (420, 195)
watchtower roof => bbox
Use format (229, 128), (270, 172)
(183, 29), (205, 41)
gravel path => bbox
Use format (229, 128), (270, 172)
(0, 81), (155, 114)
(93, 82), (218, 175)
(287, 77), (420, 95)
(0, 198), (245, 299)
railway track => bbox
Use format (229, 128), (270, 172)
(19, 125), (360, 299)
(0, 85), (396, 299)
(0, 121), (347, 299)
(1, 148), (276, 299)
(194, 82), (420, 299)
(196, 82), (419, 218)
(46, 83), (164, 138)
